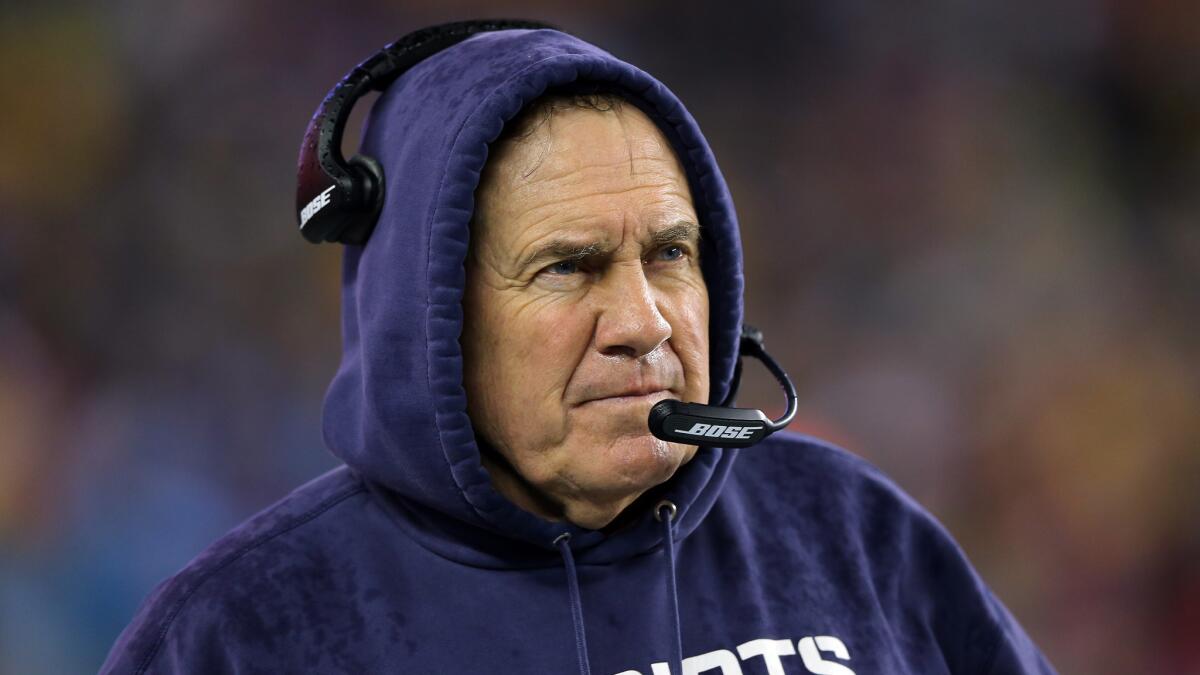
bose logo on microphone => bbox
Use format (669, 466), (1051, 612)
(676, 422), (761, 440)
(300, 185), (336, 228)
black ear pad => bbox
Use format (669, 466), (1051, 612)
(295, 19), (556, 245)
(338, 154), (385, 245)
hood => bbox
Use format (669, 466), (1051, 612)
(320, 27), (745, 565)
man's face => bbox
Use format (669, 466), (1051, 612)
(462, 102), (710, 529)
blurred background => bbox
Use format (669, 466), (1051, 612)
(1, 1), (1197, 672)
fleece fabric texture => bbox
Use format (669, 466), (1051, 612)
(100, 27), (1056, 675)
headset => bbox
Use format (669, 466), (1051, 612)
(295, 19), (554, 245)
(649, 325), (797, 448)
(294, 19), (798, 448)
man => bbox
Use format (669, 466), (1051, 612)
(102, 25), (1055, 674)
(462, 91), (711, 533)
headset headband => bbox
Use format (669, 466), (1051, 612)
(295, 19), (556, 245)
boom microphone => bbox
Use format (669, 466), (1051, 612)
(648, 325), (797, 448)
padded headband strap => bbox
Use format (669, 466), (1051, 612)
(295, 19), (556, 244)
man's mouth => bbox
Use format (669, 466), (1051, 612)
(577, 388), (674, 407)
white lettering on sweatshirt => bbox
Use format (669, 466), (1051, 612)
(613, 635), (854, 675)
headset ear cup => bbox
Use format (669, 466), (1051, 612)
(297, 20), (557, 245)
(338, 154), (386, 244)
(349, 154), (384, 210)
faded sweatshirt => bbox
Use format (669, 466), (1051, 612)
(101, 27), (1056, 675)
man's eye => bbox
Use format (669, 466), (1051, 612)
(546, 260), (578, 275)
(657, 245), (686, 262)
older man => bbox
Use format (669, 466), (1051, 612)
(102, 23), (1055, 675)
(463, 92), (710, 532)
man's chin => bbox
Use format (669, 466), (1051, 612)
(559, 436), (697, 530)
(590, 433), (693, 493)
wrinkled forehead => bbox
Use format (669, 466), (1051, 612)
(495, 95), (683, 173)
(472, 96), (697, 250)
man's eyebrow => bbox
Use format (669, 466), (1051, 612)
(518, 240), (608, 270)
(516, 222), (699, 271)
(650, 221), (701, 247)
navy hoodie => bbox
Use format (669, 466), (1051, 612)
(100, 27), (1056, 675)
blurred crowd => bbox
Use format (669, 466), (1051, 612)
(1, 1), (1197, 673)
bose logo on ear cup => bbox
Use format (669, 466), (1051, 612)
(300, 186), (336, 229)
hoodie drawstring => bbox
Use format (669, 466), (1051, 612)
(655, 500), (684, 675)
(556, 501), (683, 675)
(555, 533), (592, 675)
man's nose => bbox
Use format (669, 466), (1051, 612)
(593, 263), (672, 359)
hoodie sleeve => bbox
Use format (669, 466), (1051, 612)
(976, 589), (1058, 675)
(755, 435), (1059, 675)
(98, 476), (369, 674)
(98, 576), (239, 675)
(855, 457), (1058, 675)
(862, 464), (1057, 675)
